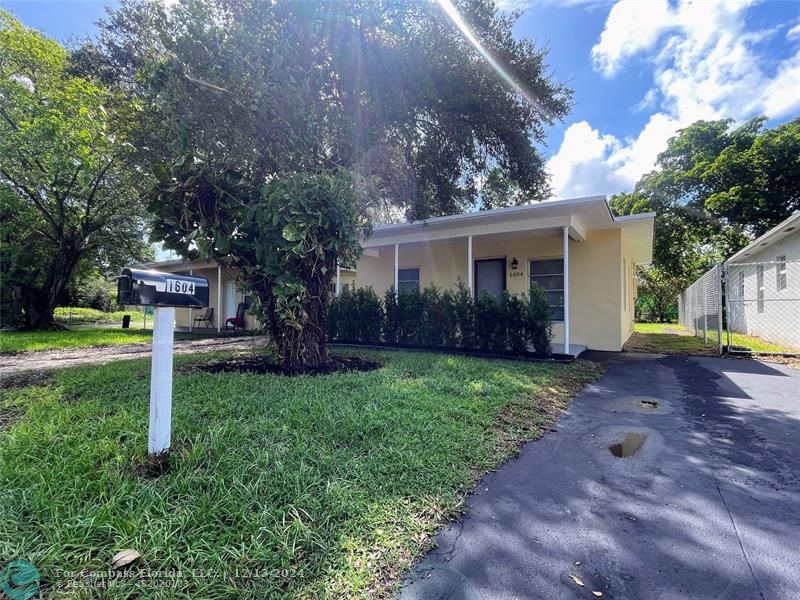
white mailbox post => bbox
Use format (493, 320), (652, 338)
(117, 268), (210, 461)
(149, 306), (175, 459)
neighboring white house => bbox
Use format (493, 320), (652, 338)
(726, 212), (800, 349)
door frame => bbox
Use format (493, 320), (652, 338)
(473, 257), (507, 299)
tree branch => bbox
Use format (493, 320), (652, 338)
(0, 166), (61, 234)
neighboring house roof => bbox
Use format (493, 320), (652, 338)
(725, 211), (800, 264)
(142, 195), (656, 269)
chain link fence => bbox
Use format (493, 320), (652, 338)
(678, 259), (800, 355)
(677, 263), (723, 354)
(724, 258), (800, 355)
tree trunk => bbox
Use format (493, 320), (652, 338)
(26, 245), (80, 330)
(248, 274), (330, 372)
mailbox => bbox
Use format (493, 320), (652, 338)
(117, 268), (209, 308)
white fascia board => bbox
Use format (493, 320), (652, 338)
(725, 211), (800, 264)
(363, 214), (574, 248)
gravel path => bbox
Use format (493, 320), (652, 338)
(0, 336), (268, 381)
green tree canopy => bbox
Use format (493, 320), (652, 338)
(612, 117), (799, 282)
(0, 11), (152, 328)
(611, 116), (799, 322)
(89, 0), (571, 368)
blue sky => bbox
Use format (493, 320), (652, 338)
(5, 0), (800, 199)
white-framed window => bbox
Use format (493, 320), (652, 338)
(397, 268), (420, 294)
(776, 255), (787, 291)
(530, 258), (564, 321)
(757, 264), (764, 313)
(739, 271), (745, 298)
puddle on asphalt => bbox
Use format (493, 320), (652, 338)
(608, 433), (647, 458)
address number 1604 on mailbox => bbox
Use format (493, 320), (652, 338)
(117, 268), (209, 308)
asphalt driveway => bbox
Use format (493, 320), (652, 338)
(399, 353), (800, 599)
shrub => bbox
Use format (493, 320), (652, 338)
(327, 282), (552, 356)
(527, 283), (552, 355)
(505, 292), (529, 353)
(355, 287), (382, 343)
(396, 288), (425, 345)
(453, 279), (475, 348)
(383, 287), (399, 344)
(475, 292), (502, 351)
(326, 287), (382, 343)
(65, 275), (115, 312)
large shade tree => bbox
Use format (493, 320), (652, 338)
(90, 0), (571, 369)
(611, 116), (799, 320)
(0, 11), (152, 328)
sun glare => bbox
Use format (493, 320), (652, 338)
(435, 0), (542, 110)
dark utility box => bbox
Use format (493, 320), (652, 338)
(118, 268), (210, 308)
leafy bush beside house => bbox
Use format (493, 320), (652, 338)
(326, 282), (553, 355)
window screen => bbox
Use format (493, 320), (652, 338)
(530, 259), (564, 321)
(397, 268), (420, 294)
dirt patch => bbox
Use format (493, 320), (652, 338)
(0, 336), (270, 378)
(0, 370), (54, 390)
(194, 354), (383, 377)
(129, 440), (193, 479)
(0, 407), (25, 430)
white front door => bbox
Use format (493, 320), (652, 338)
(225, 281), (237, 320)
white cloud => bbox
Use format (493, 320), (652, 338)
(787, 22), (800, 42)
(590, 0), (676, 77)
(546, 121), (630, 198)
(549, 0), (800, 199)
(633, 88), (659, 113)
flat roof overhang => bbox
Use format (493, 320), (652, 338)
(363, 195), (655, 264)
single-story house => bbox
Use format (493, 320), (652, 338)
(143, 195), (655, 355)
(725, 211), (799, 349)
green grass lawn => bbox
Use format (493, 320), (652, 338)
(0, 349), (601, 598)
(55, 307), (144, 325)
(0, 327), (223, 354)
(0, 328), (155, 353)
(627, 322), (797, 355)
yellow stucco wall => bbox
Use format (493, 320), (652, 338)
(155, 227), (635, 350)
(169, 267), (257, 331)
(570, 229), (624, 351)
(353, 228), (629, 351)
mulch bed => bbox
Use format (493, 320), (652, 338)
(194, 354), (382, 377)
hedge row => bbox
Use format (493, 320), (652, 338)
(326, 281), (553, 355)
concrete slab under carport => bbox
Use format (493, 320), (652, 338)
(398, 352), (800, 600)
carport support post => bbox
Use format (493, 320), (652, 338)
(394, 243), (399, 292)
(188, 268), (193, 332)
(149, 306), (175, 460)
(216, 266), (222, 333)
(563, 226), (570, 356)
(467, 235), (473, 293)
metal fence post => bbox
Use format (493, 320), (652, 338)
(717, 263), (723, 355)
(703, 278), (708, 344)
